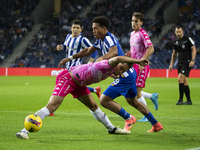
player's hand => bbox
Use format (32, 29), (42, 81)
(139, 59), (150, 66)
(189, 61), (194, 68)
(57, 45), (64, 51)
(125, 51), (131, 57)
(96, 57), (103, 62)
(169, 65), (173, 71)
(58, 58), (70, 67)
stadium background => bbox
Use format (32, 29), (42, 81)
(0, 0), (199, 76)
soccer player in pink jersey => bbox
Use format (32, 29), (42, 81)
(128, 12), (159, 122)
(15, 56), (151, 139)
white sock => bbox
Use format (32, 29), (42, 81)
(35, 107), (50, 120)
(21, 107), (50, 133)
(141, 91), (152, 99)
(138, 96), (147, 106)
(90, 107), (115, 131)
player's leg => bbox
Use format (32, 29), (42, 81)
(87, 86), (101, 99)
(135, 64), (159, 110)
(183, 66), (192, 105)
(16, 95), (64, 139)
(77, 93), (130, 134)
(183, 77), (192, 105)
(141, 91), (159, 110)
(125, 96), (163, 132)
(137, 87), (148, 122)
(177, 73), (186, 105)
(100, 88), (136, 132)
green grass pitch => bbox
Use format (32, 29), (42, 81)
(0, 76), (200, 150)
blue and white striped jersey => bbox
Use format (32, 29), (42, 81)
(93, 32), (124, 56)
(63, 33), (92, 70)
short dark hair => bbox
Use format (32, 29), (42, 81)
(175, 25), (184, 30)
(93, 16), (110, 29)
(71, 19), (83, 28)
(132, 12), (144, 22)
(127, 62), (134, 68)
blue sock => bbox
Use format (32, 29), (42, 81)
(118, 107), (130, 120)
(145, 112), (158, 125)
(87, 87), (94, 92)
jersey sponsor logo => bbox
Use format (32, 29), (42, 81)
(98, 71), (102, 81)
(122, 72), (129, 77)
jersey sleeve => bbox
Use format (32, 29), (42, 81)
(188, 37), (195, 48)
(82, 37), (92, 48)
(141, 31), (152, 48)
(104, 35), (118, 49)
(63, 34), (70, 51)
(93, 39), (101, 49)
(91, 50), (98, 59)
(173, 42), (177, 51)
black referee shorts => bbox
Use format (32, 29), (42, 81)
(177, 64), (191, 77)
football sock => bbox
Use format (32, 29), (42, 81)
(117, 107), (131, 120)
(87, 87), (95, 92)
(145, 112), (158, 126)
(185, 85), (191, 102)
(90, 107), (115, 131)
(179, 83), (185, 101)
(138, 96), (147, 106)
(141, 91), (152, 99)
(35, 107), (50, 120)
(21, 128), (29, 133)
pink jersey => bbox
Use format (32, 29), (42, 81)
(130, 28), (152, 59)
(70, 60), (115, 86)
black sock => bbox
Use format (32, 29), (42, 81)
(179, 83), (185, 101)
(185, 85), (191, 102)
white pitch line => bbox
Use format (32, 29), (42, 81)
(186, 147), (200, 150)
(1, 111), (200, 120)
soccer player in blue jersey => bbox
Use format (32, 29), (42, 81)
(60, 16), (163, 133)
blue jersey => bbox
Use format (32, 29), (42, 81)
(63, 33), (92, 69)
(93, 32), (124, 56)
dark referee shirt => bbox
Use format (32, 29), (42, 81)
(173, 35), (195, 65)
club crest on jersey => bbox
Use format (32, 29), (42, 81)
(75, 41), (79, 47)
(182, 45), (185, 49)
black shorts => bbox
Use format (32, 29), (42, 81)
(177, 64), (191, 77)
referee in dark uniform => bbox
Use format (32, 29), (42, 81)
(169, 26), (196, 105)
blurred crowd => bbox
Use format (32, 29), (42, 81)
(0, 0), (199, 68)
(0, 0), (40, 64)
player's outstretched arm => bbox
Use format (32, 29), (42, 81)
(109, 56), (150, 66)
(73, 46), (97, 59)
